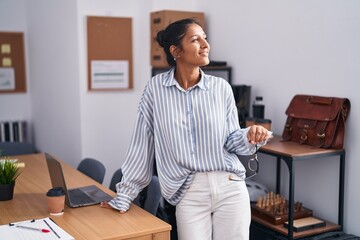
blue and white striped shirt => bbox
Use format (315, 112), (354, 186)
(109, 68), (257, 211)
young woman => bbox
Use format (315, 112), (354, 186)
(102, 18), (272, 240)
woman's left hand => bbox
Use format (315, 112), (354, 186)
(247, 125), (271, 144)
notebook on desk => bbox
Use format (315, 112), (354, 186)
(45, 153), (113, 208)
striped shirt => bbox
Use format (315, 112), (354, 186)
(108, 68), (258, 211)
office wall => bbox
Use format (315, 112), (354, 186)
(25, 0), (82, 165)
(0, 0), (32, 140)
(1, 0), (360, 236)
(200, 1), (360, 234)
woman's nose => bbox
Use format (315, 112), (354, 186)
(201, 39), (210, 48)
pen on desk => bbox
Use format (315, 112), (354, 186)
(16, 225), (50, 233)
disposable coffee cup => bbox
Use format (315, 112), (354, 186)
(46, 187), (65, 215)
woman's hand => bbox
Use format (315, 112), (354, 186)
(100, 201), (127, 214)
(247, 125), (271, 144)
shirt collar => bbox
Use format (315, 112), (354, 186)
(162, 67), (209, 91)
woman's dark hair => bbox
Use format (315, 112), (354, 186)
(156, 18), (200, 66)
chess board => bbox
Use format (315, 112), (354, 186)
(251, 192), (313, 225)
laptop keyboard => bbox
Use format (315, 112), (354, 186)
(68, 188), (95, 205)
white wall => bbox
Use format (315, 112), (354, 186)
(0, 0), (32, 140)
(201, 1), (360, 234)
(24, 0), (82, 165)
(1, 0), (360, 236)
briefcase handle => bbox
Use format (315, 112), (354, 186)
(306, 96), (333, 105)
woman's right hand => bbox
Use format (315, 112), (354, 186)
(247, 125), (271, 144)
(100, 201), (127, 214)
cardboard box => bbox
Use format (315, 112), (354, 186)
(150, 10), (205, 67)
(151, 10), (205, 33)
(151, 47), (168, 68)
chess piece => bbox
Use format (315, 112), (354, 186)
(256, 196), (263, 208)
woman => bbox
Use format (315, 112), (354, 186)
(102, 18), (272, 240)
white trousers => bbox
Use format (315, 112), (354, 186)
(176, 171), (251, 240)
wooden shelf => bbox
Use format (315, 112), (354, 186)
(252, 215), (341, 239)
(260, 136), (344, 159)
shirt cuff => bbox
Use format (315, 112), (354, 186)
(107, 194), (133, 212)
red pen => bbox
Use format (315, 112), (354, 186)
(16, 225), (50, 233)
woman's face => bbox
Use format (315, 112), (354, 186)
(176, 23), (210, 67)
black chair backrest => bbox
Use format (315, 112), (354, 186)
(0, 142), (37, 156)
(77, 158), (106, 184)
(143, 175), (162, 215)
(109, 168), (123, 192)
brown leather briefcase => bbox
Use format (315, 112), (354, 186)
(282, 95), (350, 149)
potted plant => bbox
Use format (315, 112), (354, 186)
(0, 159), (22, 201)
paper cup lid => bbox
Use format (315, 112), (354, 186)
(46, 187), (65, 196)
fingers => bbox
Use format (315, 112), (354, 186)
(100, 201), (126, 214)
(100, 201), (112, 208)
(247, 125), (270, 144)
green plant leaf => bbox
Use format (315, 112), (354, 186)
(0, 158), (22, 184)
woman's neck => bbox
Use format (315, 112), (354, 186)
(174, 66), (201, 90)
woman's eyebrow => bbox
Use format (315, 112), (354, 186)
(189, 33), (206, 38)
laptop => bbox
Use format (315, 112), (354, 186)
(45, 153), (113, 208)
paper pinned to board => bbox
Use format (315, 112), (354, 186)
(91, 60), (129, 89)
(0, 217), (74, 240)
(0, 67), (15, 90)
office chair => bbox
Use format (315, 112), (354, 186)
(0, 142), (37, 156)
(77, 158), (106, 184)
(109, 168), (151, 209)
(109, 168), (123, 192)
(143, 175), (163, 216)
(133, 175), (167, 220)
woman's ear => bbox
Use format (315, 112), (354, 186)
(170, 45), (179, 59)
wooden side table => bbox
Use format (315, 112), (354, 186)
(253, 136), (345, 239)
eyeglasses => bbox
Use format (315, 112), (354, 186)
(229, 145), (259, 181)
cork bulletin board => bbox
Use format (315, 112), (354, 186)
(87, 16), (133, 91)
(0, 32), (26, 93)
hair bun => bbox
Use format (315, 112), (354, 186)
(156, 30), (165, 47)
